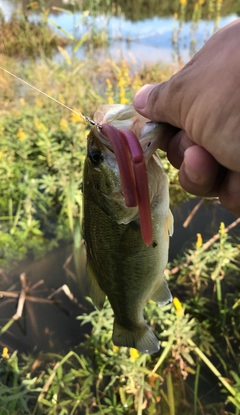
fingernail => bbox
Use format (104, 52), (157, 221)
(227, 172), (240, 194)
(134, 84), (156, 110)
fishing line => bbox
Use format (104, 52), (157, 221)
(0, 66), (98, 126)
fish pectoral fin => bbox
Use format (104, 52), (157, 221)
(168, 209), (174, 237)
(113, 321), (160, 354)
(150, 278), (173, 306)
(86, 261), (106, 310)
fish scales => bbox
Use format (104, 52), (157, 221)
(83, 105), (173, 354)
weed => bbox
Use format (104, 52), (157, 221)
(0, 9), (68, 58)
(0, 2), (239, 414)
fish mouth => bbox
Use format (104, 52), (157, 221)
(95, 120), (163, 246)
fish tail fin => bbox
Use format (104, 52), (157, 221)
(112, 321), (160, 354)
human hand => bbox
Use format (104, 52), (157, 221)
(133, 19), (240, 216)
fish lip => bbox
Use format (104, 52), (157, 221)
(90, 125), (116, 158)
(95, 125), (113, 149)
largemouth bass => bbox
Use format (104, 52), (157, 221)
(83, 104), (173, 354)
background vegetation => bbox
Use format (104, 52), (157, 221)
(0, 1), (240, 414)
(8, 0), (240, 20)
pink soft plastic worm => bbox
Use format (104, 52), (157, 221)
(101, 124), (138, 207)
(120, 129), (153, 246)
(101, 124), (153, 246)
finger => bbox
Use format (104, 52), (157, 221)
(166, 130), (195, 169)
(178, 145), (222, 197)
(133, 80), (183, 127)
(219, 171), (240, 216)
(154, 124), (180, 152)
(134, 84), (159, 116)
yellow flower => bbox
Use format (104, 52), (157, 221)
(106, 78), (114, 105)
(106, 78), (112, 88)
(108, 96), (114, 105)
(34, 118), (47, 132)
(113, 345), (119, 354)
(130, 348), (139, 361)
(2, 347), (9, 359)
(27, 1), (39, 9)
(173, 297), (184, 317)
(119, 95), (129, 105)
(173, 297), (182, 310)
(120, 61), (131, 85)
(117, 76), (124, 88)
(219, 222), (225, 233)
(117, 63), (130, 105)
(19, 97), (25, 106)
(173, 12), (178, 19)
(0, 151), (5, 159)
(17, 127), (27, 141)
(58, 94), (65, 104)
(60, 117), (69, 132)
(71, 107), (83, 123)
(42, 9), (50, 23)
(132, 74), (142, 93)
(196, 233), (203, 249)
(119, 81), (129, 104)
(35, 98), (43, 108)
(180, 0), (187, 5)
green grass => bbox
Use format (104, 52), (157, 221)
(0, 9), (68, 58)
(1, 229), (240, 414)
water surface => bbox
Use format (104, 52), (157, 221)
(1, 0), (239, 65)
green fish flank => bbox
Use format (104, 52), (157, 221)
(82, 105), (174, 354)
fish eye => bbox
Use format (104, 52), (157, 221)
(88, 149), (103, 165)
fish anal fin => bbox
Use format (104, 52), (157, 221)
(163, 209), (174, 246)
(86, 261), (106, 310)
(150, 278), (173, 306)
(113, 321), (160, 354)
(168, 209), (174, 237)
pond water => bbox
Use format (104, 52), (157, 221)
(0, 0), (239, 65)
(0, 243), (91, 354)
(51, 12), (238, 65)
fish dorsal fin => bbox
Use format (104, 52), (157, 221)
(86, 261), (106, 310)
(150, 278), (173, 306)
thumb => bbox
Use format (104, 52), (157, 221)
(133, 80), (182, 127)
